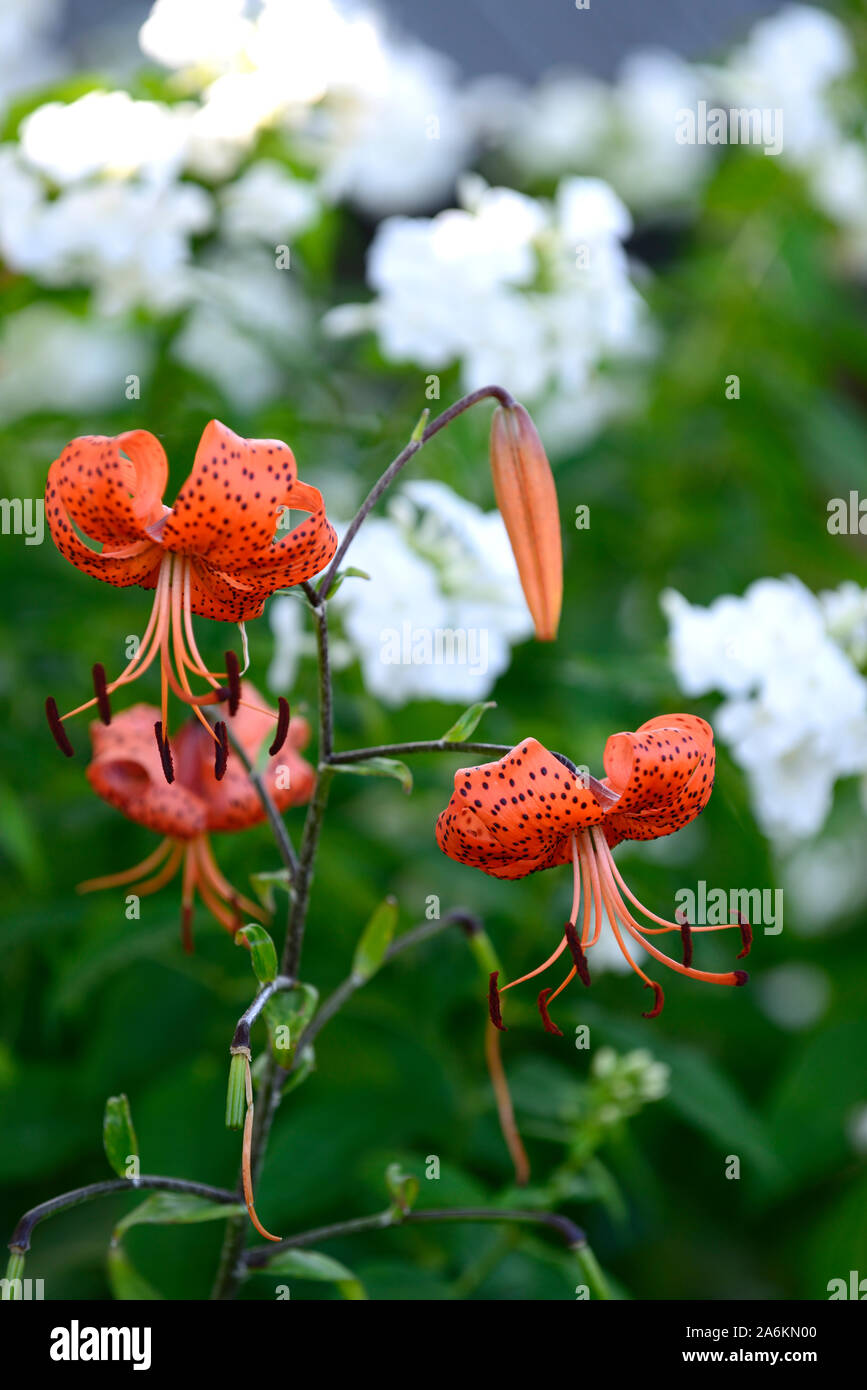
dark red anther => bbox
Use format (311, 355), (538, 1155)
(46, 697), (74, 757)
(641, 981), (665, 1019)
(677, 912), (694, 968)
(488, 971), (506, 1031)
(733, 970), (749, 987)
(736, 913), (752, 959)
(537, 988), (563, 1036)
(564, 921), (591, 987)
(92, 663), (111, 725)
(224, 651), (241, 716)
(154, 721), (174, 784)
(268, 697), (290, 756)
(214, 721), (229, 780)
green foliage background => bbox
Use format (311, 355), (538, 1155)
(2, 9), (867, 1301)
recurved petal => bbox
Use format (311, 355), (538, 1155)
(160, 420), (294, 566)
(46, 431), (168, 586)
(489, 403), (563, 642)
(47, 431), (169, 546)
(435, 737), (608, 879)
(602, 713), (716, 845)
(86, 705), (208, 839)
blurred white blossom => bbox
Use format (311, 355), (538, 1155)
(218, 161), (321, 244)
(327, 175), (651, 450)
(662, 578), (867, 844)
(19, 91), (191, 186)
(0, 304), (151, 420)
(269, 480), (533, 706)
(756, 962), (831, 1030)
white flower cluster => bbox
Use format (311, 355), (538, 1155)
(662, 577), (867, 845)
(139, 0), (470, 208)
(269, 479), (533, 707)
(589, 1047), (670, 1127)
(328, 175), (652, 452)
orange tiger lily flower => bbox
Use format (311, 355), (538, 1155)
(78, 683), (314, 952)
(435, 714), (751, 1032)
(44, 420), (336, 773)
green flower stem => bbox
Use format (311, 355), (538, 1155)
(244, 1204), (587, 1270)
(317, 383), (517, 600)
(8, 1177), (240, 1256)
(329, 740), (511, 764)
(575, 1242), (612, 1300)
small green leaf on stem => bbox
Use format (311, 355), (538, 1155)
(103, 1094), (138, 1179)
(235, 924), (279, 983)
(252, 1248), (359, 1284)
(385, 1162), (419, 1217)
(327, 566), (371, 597)
(107, 1243), (163, 1301)
(250, 868), (292, 913)
(332, 757), (412, 794)
(264, 983), (319, 1065)
(443, 700), (496, 742)
(114, 1193), (246, 1238)
(352, 896), (399, 983)
(411, 408), (430, 442)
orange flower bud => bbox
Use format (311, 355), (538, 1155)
(489, 403), (563, 642)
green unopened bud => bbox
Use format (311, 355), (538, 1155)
(226, 1050), (249, 1130)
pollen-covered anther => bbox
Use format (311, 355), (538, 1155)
(154, 720), (174, 784)
(537, 988), (564, 1036)
(488, 971), (506, 1031)
(268, 697), (291, 756)
(736, 913), (753, 959)
(641, 981), (665, 1019)
(224, 652), (241, 716)
(46, 697), (75, 757)
(214, 721), (229, 781)
(564, 921), (591, 987)
(92, 664), (112, 725)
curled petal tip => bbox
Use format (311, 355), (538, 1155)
(489, 402), (562, 643)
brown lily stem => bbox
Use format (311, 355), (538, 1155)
(317, 384), (516, 600)
(485, 1021), (531, 1187)
(9, 1177), (240, 1255)
(329, 740), (511, 765)
(244, 1205), (587, 1270)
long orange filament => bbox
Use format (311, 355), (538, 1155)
(500, 827), (748, 1033)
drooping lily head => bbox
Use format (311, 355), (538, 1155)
(436, 714), (750, 1031)
(44, 419), (336, 773)
(80, 682), (313, 951)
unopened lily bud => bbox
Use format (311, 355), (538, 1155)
(489, 403), (563, 641)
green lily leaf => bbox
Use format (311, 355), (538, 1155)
(443, 701), (496, 742)
(352, 896), (398, 983)
(332, 758), (412, 794)
(103, 1094), (138, 1180)
(234, 923), (279, 983)
(114, 1193), (245, 1238)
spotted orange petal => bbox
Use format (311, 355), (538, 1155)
(601, 714), (716, 847)
(46, 431), (168, 587)
(436, 737), (609, 880)
(86, 705), (208, 839)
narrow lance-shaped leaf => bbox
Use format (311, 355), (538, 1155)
(443, 700), (496, 743)
(352, 896), (399, 983)
(235, 923), (278, 983)
(103, 1093), (138, 1179)
(113, 1193), (245, 1237)
(385, 1162), (420, 1216)
(332, 757), (412, 794)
